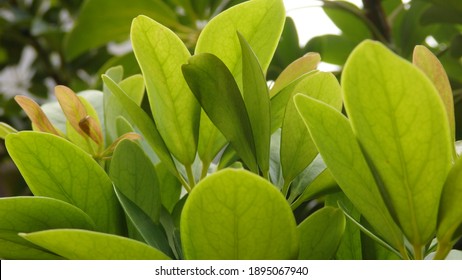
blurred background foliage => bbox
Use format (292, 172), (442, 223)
(1, 0), (461, 197)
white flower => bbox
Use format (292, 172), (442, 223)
(0, 46), (37, 99)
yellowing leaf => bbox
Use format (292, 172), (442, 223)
(413, 45), (455, 143)
(270, 53), (321, 97)
(55, 85), (87, 135)
(14, 96), (61, 136)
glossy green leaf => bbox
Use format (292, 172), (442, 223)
(102, 75), (180, 180)
(182, 53), (258, 172)
(294, 94), (404, 253)
(238, 33), (271, 176)
(269, 53), (321, 98)
(0, 197), (95, 260)
(298, 207), (345, 260)
(437, 156), (462, 252)
(21, 229), (171, 260)
(119, 74), (145, 106)
(413, 45), (455, 143)
(131, 15), (199, 166)
(0, 122), (17, 139)
(110, 140), (161, 223)
(281, 72), (342, 186)
(343, 40), (452, 247)
(6, 132), (124, 234)
(181, 169), (298, 259)
(195, 0), (285, 87)
(113, 187), (174, 258)
(64, 0), (178, 60)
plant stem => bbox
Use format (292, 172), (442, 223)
(413, 244), (423, 260)
(433, 241), (451, 260)
(185, 164), (196, 189)
(362, 0), (391, 42)
(178, 175), (192, 193)
(399, 245), (411, 260)
(200, 160), (210, 180)
(281, 180), (290, 197)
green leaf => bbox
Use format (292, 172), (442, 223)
(288, 154), (338, 205)
(342, 40), (453, 247)
(413, 45), (455, 143)
(326, 193), (362, 260)
(131, 15), (199, 166)
(0, 122), (17, 139)
(113, 187), (174, 258)
(197, 110), (227, 167)
(110, 140), (161, 223)
(182, 53), (258, 173)
(268, 17), (304, 81)
(290, 169), (339, 210)
(338, 201), (401, 258)
(294, 94), (404, 253)
(305, 35), (357, 66)
(119, 74), (145, 106)
(269, 52), (321, 98)
(437, 156), (462, 248)
(21, 229), (171, 260)
(97, 52), (141, 81)
(270, 71), (317, 133)
(421, 5), (462, 25)
(181, 169), (298, 259)
(64, 0), (178, 60)
(0, 197), (95, 260)
(156, 162), (182, 213)
(102, 75), (180, 181)
(6, 132), (123, 234)
(238, 32), (271, 176)
(269, 129), (284, 188)
(391, 1), (436, 57)
(281, 72), (342, 187)
(298, 207), (345, 260)
(195, 0), (285, 87)
(322, 0), (373, 42)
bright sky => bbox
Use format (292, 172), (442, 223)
(284, 0), (411, 46)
